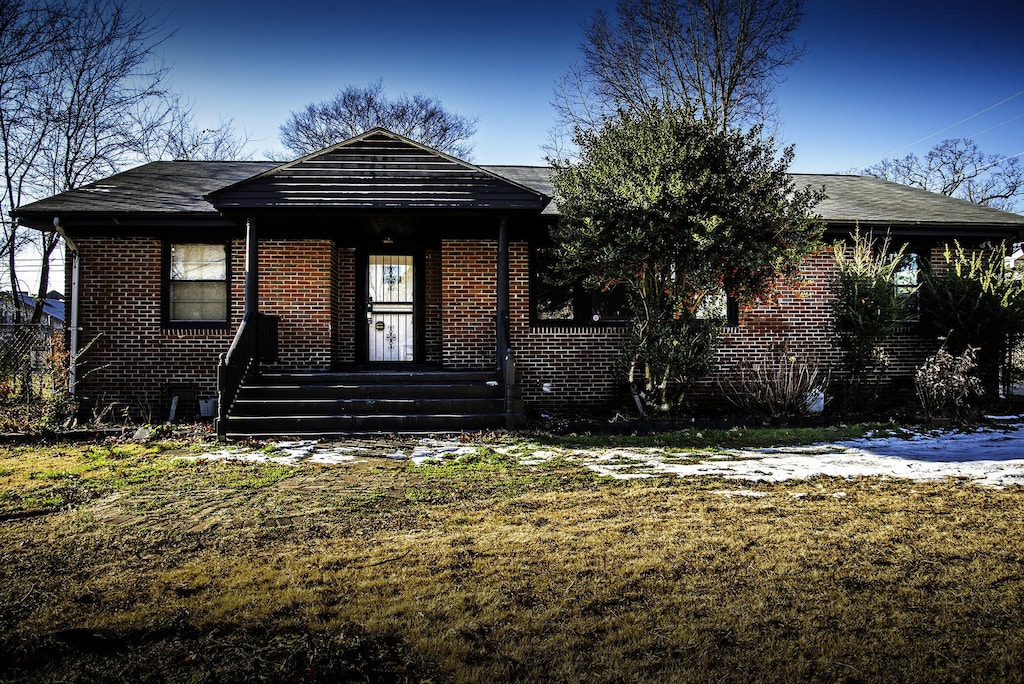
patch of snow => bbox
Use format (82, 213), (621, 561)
(185, 424), (1024, 488)
(408, 440), (478, 465)
(189, 439), (367, 466)
(711, 489), (768, 497)
(518, 449), (560, 466)
(561, 424), (1024, 487)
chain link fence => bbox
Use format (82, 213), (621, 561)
(0, 323), (66, 402)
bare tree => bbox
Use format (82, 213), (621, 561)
(554, 0), (806, 135)
(159, 117), (252, 161)
(134, 98), (252, 162)
(0, 0), (54, 321)
(863, 139), (1024, 213)
(17, 0), (177, 323)
(29, 0), (176, 196)
(0, 0), (249, 324)
(279, 80), (478, 158)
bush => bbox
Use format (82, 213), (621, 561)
(724, 345), (829, 418)
(920, 241), (1024, 397)
(915, 344), (982, 422)
(623, 311), (722, 414)
(831, 229), (910, 402)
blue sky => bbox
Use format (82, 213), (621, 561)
(20, 0), (1024, 295)
(159, 0), (1024, 173)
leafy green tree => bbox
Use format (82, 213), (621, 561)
(550, 106), (824, 413)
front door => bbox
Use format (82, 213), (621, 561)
(366, 253), (416, 362)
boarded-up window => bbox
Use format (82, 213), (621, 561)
(169, 243), (227, 322)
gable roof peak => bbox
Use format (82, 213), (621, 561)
(204, 127), (549, 211)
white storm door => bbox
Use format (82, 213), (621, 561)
(367, 254), (415, 362)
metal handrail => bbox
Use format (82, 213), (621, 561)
(215, 313), (259, 439)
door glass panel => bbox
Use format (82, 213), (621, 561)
(367, 254), (415, 362)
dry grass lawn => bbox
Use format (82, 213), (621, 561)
(1, 435), (1023, 682)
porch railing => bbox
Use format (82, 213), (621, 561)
(216, 313), (278, 439)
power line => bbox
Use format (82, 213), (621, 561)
(975, 149), (1024, 175)
(857, 87), (1024, 170)
(886, 88), (1024, 156)
(968, 112), (1024, 140)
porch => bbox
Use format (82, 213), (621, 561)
(211, 225), (530, 437)
(205, 129), (548, 438)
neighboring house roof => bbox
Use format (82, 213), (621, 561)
(1, 292), (64, 322)
(13, 133), (1024, 234)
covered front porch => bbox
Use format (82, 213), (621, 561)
(212, 230), (528, 438)
(207, 129), (549, 438)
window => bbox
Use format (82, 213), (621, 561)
(894, 251), (922, 322)
(694, 289), (740, 326)
(531, 246), (630, 325)
(530, 245), (739, 326)
(165, 242), (229, 326)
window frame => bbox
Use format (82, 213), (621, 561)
(529, 244), (630, 327)
(893, 245), (927, 324)
(162, 240), (232, 330)
(529, 244), (739, 327)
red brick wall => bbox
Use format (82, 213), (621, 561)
(507, 243), (940, 412)
(437, 239), (627, 408)
(508, 242), (628, 408)
(707, 246), (938, 382)
(441, 240), (497, 368)
(72, 234), (944, 420)
(258, 239), (333, 372)
(70, 237), (333, 419)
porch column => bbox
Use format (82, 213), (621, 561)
(244, 216), (258, 319)
(496, 216), (510, 375)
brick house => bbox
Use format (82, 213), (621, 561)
(13, 128), (1024, 436)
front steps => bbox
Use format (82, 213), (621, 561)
(220, 369), (525, 438)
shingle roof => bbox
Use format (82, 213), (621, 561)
(484, 167), (1024, 228)
(14, 159), (1024, 230)
(798, 174), (1024, 227)
(14, 161), (277, 217)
